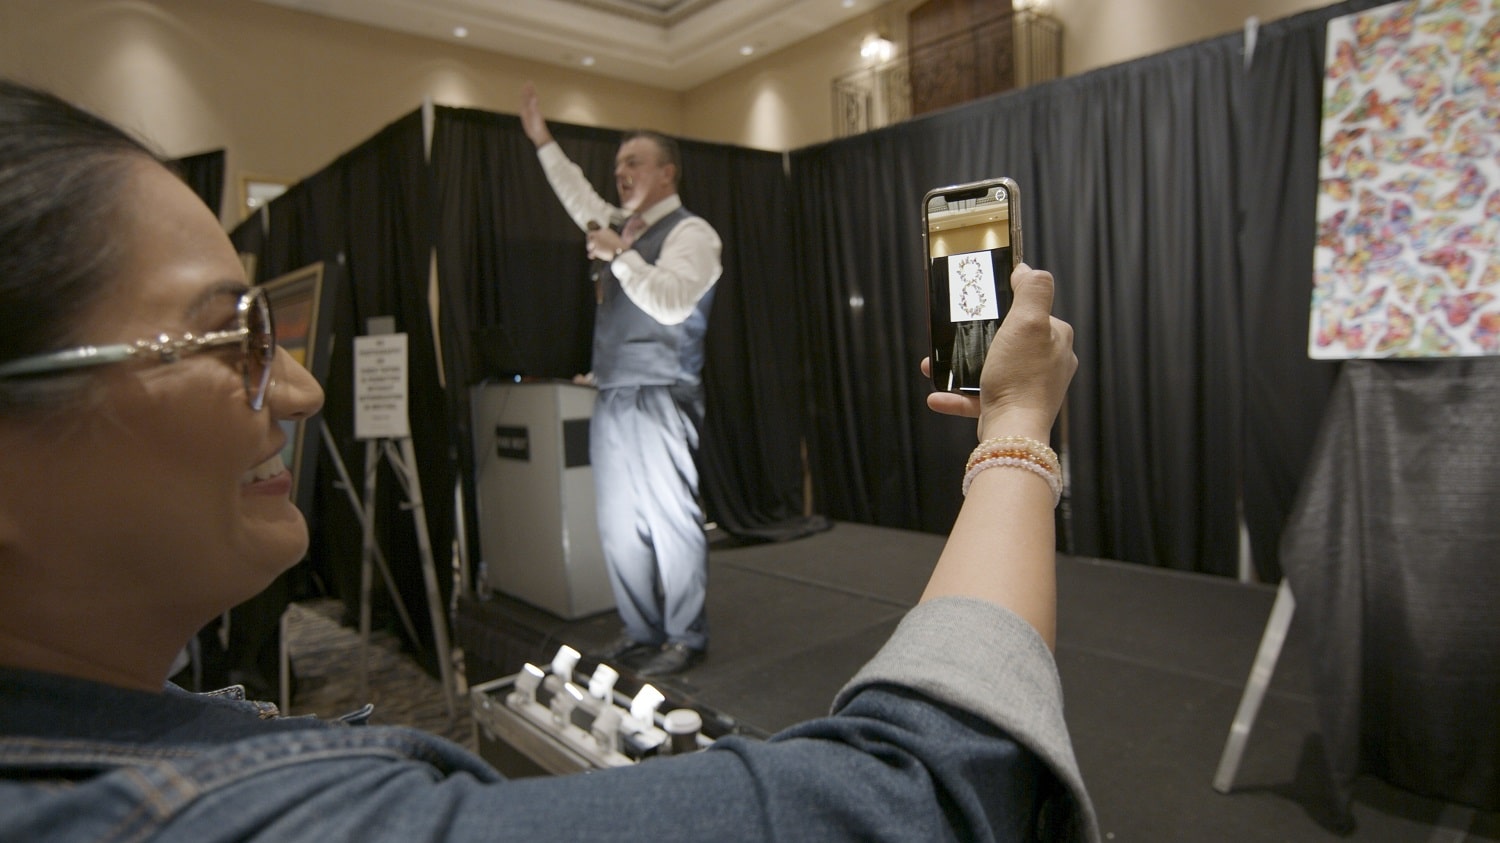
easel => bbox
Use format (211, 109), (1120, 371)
(346, 328), (457, 722)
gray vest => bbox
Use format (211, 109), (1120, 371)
(594, 206), (716, 389)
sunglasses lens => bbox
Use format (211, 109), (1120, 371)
(246, 291), (275, 410)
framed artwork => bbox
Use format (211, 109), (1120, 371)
(261, 262), (339, 518)
(1310, 0), (1500, 358)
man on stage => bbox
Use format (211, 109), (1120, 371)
(518, 82), (722, 678)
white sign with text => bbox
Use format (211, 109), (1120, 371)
(354, 333), (410, 440)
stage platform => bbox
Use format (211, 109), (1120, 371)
(455, 521), (1498, 842)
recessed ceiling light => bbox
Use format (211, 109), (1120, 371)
(739, 44), (755, 56)
(842, 0), (856, 7)
(580, 55), (596, 66)
(453, 26), (468, 38)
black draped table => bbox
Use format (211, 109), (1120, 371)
(1280, 358), (1500, 814)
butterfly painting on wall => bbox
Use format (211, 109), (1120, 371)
(1310, 0), (1500, 359)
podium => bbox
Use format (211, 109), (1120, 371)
(471, 382), (614, 619)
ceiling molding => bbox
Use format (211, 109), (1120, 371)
(247, 0), (881, 91)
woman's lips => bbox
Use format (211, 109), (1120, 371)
(243, 453), (289, 486)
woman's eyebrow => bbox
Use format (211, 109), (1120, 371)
(183, 279), (250, 321)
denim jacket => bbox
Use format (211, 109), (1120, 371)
(0, 598), (1097, 842)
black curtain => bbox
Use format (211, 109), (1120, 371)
(230, 112), (450, 674)
(792, 37), (1249, 575)
(428, 106), (824, 558)
(171, 148), (225, 218)
(1234, 0), (1393, 581)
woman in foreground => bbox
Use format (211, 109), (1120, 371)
(0, 78), (1097, 842)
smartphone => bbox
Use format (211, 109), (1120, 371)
(923, 177), (1022, 393)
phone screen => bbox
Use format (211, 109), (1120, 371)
(925, 179), (1020, 393)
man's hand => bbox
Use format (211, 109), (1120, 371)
(519, 82), (554, 148)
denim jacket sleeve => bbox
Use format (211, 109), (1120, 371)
(1, 599), (1095, 842)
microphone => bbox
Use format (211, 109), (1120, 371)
(587, 220), (615, 303)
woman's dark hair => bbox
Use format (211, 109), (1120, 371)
(0, 78), (161, 411)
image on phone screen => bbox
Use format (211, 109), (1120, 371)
(926, 183), (1017, 393)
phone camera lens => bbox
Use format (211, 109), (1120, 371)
(994, 187), (1007, 201)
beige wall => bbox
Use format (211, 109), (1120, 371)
(691, 0), (1332, 151)
(0, 0), (682, 224)
(1049, 0), (1330, 78)
(0, 0), (1333, 223)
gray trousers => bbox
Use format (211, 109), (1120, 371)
(591, 384), (708, 650)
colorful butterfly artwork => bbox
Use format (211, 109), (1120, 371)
(1390, 264), (1438, 309)
(1345, 88), (1406, 130)
(1409, 148), (1460, 170)
(1364, 233), (1406, 265)
(1384, 198), (1415, 237)
(1450, 219), (1499, 248)
(1333, 246), (1372, 277)
(1313, 285), (1384, 350)
(1370, 132), (1429, 163)
(1344, 146), (1382, 181)
(1414, 317), (1463, 354)
(1382, 171), (1432, 198)
(1420, 244), (1477, 287)
(1438, 289), (1495, 324)
(1373, 302), (1417, 352)
(1455, 14), (1500, 100)
(1315, 316), (1368, 351)
(1355, 1), (1417, 52)
(1479, 255), (1500, 289)
(1420, 163), (1488, 209)
(1324, 77), (1356, 117)
(1404, 212), (1462, 251)
(1346, 188), (1389, 238)
(1318, 209), (1351, 254)
(1420, 0), (1480, 17)
(1315, 1), (1500, 359)
(1425, 98), (1468, 142)
(1473, 311), (1500, 353)
(1324, 127), (1369, 168)
(1393, 42), (1450, 111)
(1322, 176), (1355, 201)
(1329, 38), (1399, 84)
(1419, 15), (1474, 53)
(1452, 117), (1495, 158)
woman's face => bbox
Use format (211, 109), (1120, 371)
(0, 159), (324, 623)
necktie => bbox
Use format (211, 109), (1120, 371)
(621, 215), (647, 247)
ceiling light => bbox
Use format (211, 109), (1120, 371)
(580, 55), (596, 66)
(842, 0), (855, 7)
(453, 26), (468, 38)
(739, 44), (755, 56)
(860, 34), (895, 62)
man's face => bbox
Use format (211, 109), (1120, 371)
(615, 136), (676, 213)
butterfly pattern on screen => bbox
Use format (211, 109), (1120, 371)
(1311, 0), (1500, 358)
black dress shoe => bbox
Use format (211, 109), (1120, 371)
(594, 635), (656, 667)
(636, 642), (705, 678)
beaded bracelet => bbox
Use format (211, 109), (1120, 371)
(962, 437), (1063, 506)
(966, 435), (1060, 475)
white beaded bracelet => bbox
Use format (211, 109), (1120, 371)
(961, 455), (1063, 506)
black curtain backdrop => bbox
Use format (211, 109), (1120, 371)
(792, 37), (1249, 574)
(791, 0), (1403, 579)
(1235, 0), (1392, 580)
(428, 106), (826, 558)
(230, 112), (451, 674)
(171, 148), (225, 218)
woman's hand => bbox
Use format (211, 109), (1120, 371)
(924, 264), (1076, 441)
